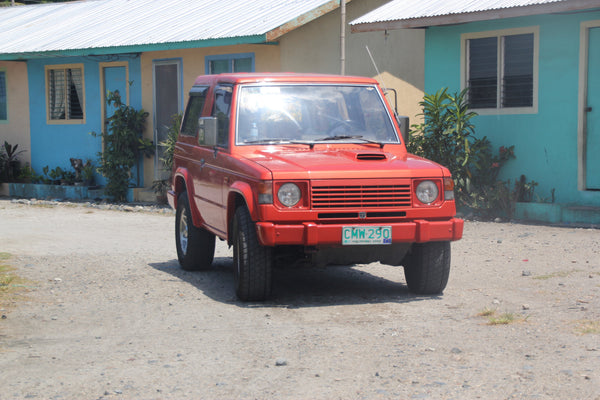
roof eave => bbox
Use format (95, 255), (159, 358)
(266, 0), (349, 41)
(351, 0), (600, 32)
(0, 34), (268, 61)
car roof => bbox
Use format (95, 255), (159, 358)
(192, 72), (379, 87)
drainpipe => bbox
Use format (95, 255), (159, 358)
(340, 0), (346, 75)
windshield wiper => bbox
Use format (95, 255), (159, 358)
(318, 135), (386, 148)
(243, 138), (291, 144)
(243, 138), (314, 147)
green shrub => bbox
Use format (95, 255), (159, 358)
(408, 88), (518, 217)
(92, 88), (152, 202)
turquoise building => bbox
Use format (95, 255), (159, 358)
(353, 0), (600, 225)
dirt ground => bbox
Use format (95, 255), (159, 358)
(0, 198), (599, 400)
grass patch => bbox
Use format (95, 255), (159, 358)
(573, 320), (600, 335)
(477, 308), (523, 325)
(30, 203), (56, 209)
(533, 269), (580, 280)
(477, 307), (496, 317)
(0, 252), (32, 311)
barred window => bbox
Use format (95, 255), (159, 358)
(0, 70), (6, 121)
(47, 66), (84, 121)
(466, 31), (535, 110)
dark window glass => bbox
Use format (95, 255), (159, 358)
(213, 85), (232, 147)
(0, 71), (6, 121)
(210, 59), (229, 74)
(468, 37), (498, 108)
(207, 54), (254, 74)
(502, 33), (534, 108)
(467, 33), (534, 110)
(233, 58), (252, 72)
(180, 87), (209, 137)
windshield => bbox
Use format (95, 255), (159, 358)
(236, 84), (399, 145)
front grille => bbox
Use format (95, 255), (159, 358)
(311, 181), (412, 209)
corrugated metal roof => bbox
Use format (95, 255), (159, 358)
(0, 0), (339, 59)
(351, 0), (593, 27)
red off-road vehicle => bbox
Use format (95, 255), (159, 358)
(168, 73), (463, 301)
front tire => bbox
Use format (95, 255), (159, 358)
(232, 206), (272, 301)
(403, 241), (451, 295)
(175, 192), (215, 271)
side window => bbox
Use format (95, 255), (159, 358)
(180, 87), (209, 138)
(0, 70), (6, 122)
(206, 53), (254, 74)
(46, 64), (85, 122)
(212, 85), (233, 147)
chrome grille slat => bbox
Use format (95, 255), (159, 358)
(311, 184), (412, 209)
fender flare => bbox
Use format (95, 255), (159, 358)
(172, 168), (205, 227)
(227, 181), (257, 241)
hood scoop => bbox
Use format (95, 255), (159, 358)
(356, 153), (387, 161)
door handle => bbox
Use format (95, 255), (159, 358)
(585, 106), (593, 112)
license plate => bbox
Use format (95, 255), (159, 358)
(342, 226), (392, 245)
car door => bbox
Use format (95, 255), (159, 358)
(178, 85), (222, 231)
(191, 84), (233, 235)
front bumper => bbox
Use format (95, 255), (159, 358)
(256, 218), (464, 247)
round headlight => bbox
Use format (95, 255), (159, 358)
(277, 183), (301, 207)
(416, 180), (439, 204)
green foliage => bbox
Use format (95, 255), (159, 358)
(159, 112), (182, 174)
(81, 160), (96, 186)
(17, 163), (40, 183)
(408, 88), (519, 217)
(0, 141), (26, 182)
(92, 88), (151, 202)
(153, 112), (181, 198)
(407, 88), (478, 191)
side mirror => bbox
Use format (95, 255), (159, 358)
(198, 117), (218, 147)
(396, 115), (409, 145)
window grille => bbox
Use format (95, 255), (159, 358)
(47, 67), (84, 120)
(467, 33), (534, 109)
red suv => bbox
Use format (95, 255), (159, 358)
(168, 73), (463, 301)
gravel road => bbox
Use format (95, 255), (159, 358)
(0, 198), (599, 400)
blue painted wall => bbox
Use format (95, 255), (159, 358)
(425, 11), (600, 207)
(27, 55), (142, 185)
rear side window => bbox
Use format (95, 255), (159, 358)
(180, 86), (209, 137)
(212, 85), (233, 147)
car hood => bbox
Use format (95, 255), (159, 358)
(244, 146), (446, 180)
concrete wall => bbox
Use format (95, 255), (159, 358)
(425, 11), (600, 208)
(0, 61), (31, 165)
(279, 0), (425, 124)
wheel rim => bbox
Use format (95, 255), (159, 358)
(179, 211), (189, 255)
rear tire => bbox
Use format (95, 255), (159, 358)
(175, 192), (215, 271)
(232, 206), (272, 301)
(403, 241), (451, 295)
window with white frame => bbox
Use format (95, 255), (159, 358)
(206, 53), (254, 74)
(46, 65), (85, 121)
(464, 28), (537, 111)
(0, 70), (7, 121)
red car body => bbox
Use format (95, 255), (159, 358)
(169, 73), (463, 301)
